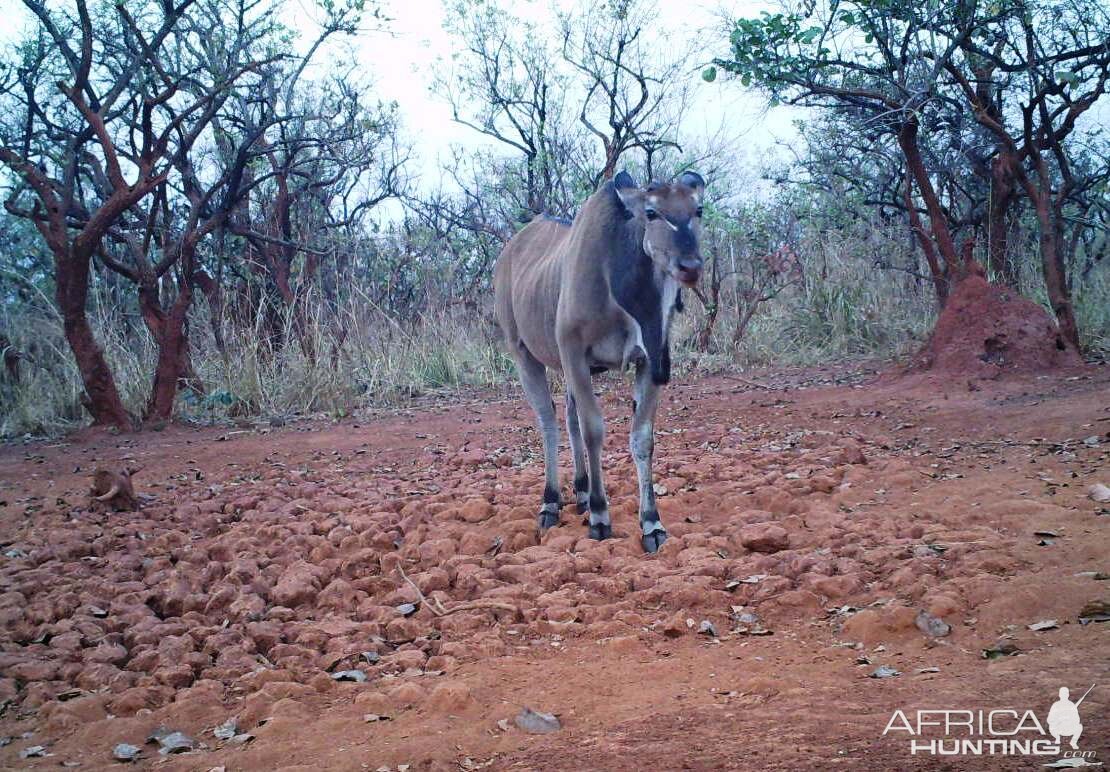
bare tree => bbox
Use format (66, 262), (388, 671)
(438, 0), (583, 218)
(942, 0), (1110, 349)
(228, 58), (403, 359)
(560, 0), (692, 184)
(0, 0), (221, 427)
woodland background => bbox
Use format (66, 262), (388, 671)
(0, 0), (1107, 436)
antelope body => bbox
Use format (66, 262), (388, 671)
(494, 170), (706, 552)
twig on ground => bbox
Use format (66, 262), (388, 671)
(396, 564), (518, 618)
(721, 374), (777, 390)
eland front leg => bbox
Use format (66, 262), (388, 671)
(631, 361), (668, 552)
(515, 349), (562, 533)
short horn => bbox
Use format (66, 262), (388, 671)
(95, 483), (121, 501)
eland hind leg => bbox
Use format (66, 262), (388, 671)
(565, 392), (590, 519)
(515, 349), (562, 532)
(562, 357), (611, 540)
(631, 360), (668, 552)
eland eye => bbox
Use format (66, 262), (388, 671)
(695, 206), (704, 218)
(645, 209), (659, 221)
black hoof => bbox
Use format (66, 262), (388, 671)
(576, 501), (589, 516)
(538, 512), (560, 533)
(588, 522), (612, 540)
(642, 529), (668, 553)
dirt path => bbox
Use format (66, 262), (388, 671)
(1, 366), (1108, 770)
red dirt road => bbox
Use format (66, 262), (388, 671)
(1, 365), (1108, 770)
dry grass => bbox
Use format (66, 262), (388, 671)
(1, 239), (1107, 438)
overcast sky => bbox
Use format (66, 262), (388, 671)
(281, 0), (802, 190)
(0, 0), (799, 193)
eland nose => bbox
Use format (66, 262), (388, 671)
(679, 254), (703, 272)
(677, 254), (703, 284)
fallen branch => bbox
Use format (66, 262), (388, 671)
(720, 374), (776, 390)
(396, 564), (518, 618)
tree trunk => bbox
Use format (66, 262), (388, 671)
(694, 298), (718, 352)
(903, 175), (949, 306)
(55, 249), (132, 429)
(898, 120), (963, 288)
(987, 153), (1019, 286)
(136, 236), (201, 422)
(0, 334), (20, 381)
(731, 298), (760, 350)
(694, 252), (721, 351)
(145, 285), (193, 421)
(1034, 202), (1081, 352)
(1018, 164), (1082, 352)
(194, 268), (227, 359)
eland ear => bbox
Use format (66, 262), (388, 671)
(677, 170), (705, 201)
(612, 170), (637, 190)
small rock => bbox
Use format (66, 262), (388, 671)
(229, 734), (254, 745)
(1027, 619), (1059, 632)
(697, 620), (718, 637)
(145, 727), (172, 745)
(869, 665), (900, 679)
(914, 611), (951, 638)
(213, 719), (238, 741)
(363, 714), (390, 722)
(661, 611), (689, 638)
(332, 669), (368, 683)
(1078, 599), (1110, 624)
(730, 606), (771, 635)
(157, 732), (194, 755)
(726, 574), (767, 590)
(20, 745), (48, 758)
(1088, 483), (1110, 503)
(738, 523), (789, 553)
(112, 743), (141, 762)
(1044, 758), (1104, 768)
(981, 640), (1019, 659)
(514, 707), (561, 734)
(396, 603), (418, 617)
(361, 651), (381, 665)
(496, 718), (510, 732)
